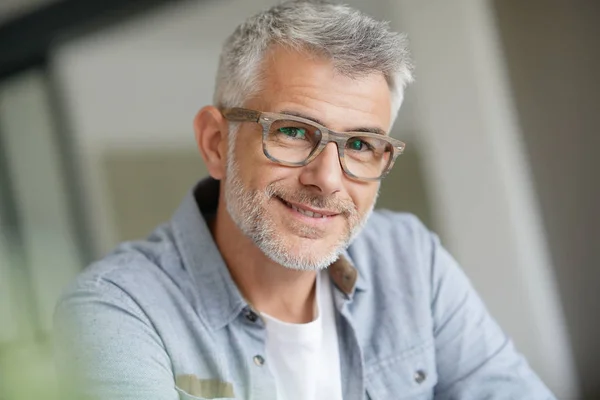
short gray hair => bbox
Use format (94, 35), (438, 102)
(214, 0), (414, 128)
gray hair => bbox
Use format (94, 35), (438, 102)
(213, 0), (414, 128)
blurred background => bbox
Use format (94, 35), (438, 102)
(0, 0), (598, 399)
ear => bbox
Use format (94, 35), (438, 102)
(193, 106), (228, 180)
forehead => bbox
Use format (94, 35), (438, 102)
(249, 46), (392, 132)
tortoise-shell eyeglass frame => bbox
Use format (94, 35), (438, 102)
(221, 107), (406, 182)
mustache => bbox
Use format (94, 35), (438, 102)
(266, 184), (356, 216)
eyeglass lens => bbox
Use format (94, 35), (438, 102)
(264, 119), (393, 179)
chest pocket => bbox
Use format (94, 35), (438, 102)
(176, 387), (236, 400)
(365, 341), (437, 400)
(175, 375), (236, 399)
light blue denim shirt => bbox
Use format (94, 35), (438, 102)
(54, 178), (555, 399)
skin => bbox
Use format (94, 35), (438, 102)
(193, 46), (392, 323)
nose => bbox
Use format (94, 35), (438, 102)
(298, 142), (343, 195)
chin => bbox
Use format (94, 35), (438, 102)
(264, 238), (344, 271)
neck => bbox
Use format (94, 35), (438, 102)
(210, 203), (317, 324)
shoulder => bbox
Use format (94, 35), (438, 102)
(53, 228), (181, 399)
(347, 211), (442, 349)
(353, 210), (435, 260)
(349, 210), (438, 291)
(56, 222), (187, 316)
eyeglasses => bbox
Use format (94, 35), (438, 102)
(221, 108), (405, 181)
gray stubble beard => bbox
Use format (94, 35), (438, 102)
(224, 146), (376, 271)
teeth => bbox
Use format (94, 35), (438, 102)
(289, 202), (325, 218)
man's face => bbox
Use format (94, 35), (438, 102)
(224, 47), (392, 270)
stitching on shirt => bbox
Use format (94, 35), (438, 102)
(366, 338), (434, 375)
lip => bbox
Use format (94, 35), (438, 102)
(277, 197), (340, 220)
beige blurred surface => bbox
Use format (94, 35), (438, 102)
(103, 149), (207, 242)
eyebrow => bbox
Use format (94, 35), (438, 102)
(280, 110), (387, 136)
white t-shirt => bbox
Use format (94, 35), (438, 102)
(261, 270), (343, 400)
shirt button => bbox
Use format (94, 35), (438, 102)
(414, 370), (427, 384)
(245, 310), (258, 323)
(253, 355), (265, 367)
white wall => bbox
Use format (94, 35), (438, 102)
(52, 0), (577, 397)
(493, 1), (600, 396)
(390, 0), (578, 397)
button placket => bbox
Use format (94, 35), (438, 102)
(237, 308), (276, 399)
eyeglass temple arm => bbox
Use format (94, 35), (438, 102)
(221, 108), (261, 122)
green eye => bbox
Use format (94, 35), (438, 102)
(278, 127), (306, 138)
(348, 139), (365, 151)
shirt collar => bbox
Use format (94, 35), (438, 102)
(170, 178), (367, 330)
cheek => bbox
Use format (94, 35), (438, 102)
(349, 184), (379, 213)
(231, 134), (266, 178)
(231, 124), (263, 161)
(234, 137), (303, 188)
(235, 149), (293, 192)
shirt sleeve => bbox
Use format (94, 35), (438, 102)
(53, 278), (178, 400)
(428, 232), (557, 399)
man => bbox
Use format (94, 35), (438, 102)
(54, 1), (556, 399)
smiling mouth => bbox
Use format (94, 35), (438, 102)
(277, 197), (336, 219)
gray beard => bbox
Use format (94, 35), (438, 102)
(224, 150), (375, 271)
